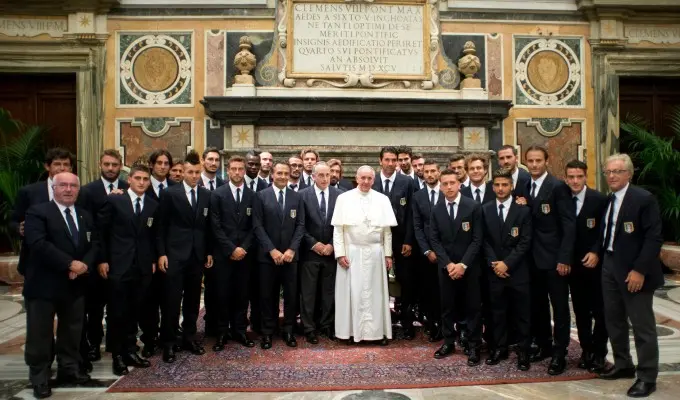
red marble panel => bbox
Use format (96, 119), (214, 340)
(516, 121), (582, 180)
(487, 34), (503, 100)
(119, 121), (192, 167)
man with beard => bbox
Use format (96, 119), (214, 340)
(328, 159), (353, 191)
(288, 154), (308, 191)
(245, 150), (268, 192)
(397, 146), (415, 179)
(259, 151), (273, 186)
(300, 148), (318, 188)
(199, 148), (224, 191)
(169, 160), (184, 184)
(449, 154), (470, 190)
(497, 145), (531, 198)
(411, 155), (426, 190)
(78, 149), (129, 370)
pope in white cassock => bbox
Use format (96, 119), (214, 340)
(331, 165), (397, 344)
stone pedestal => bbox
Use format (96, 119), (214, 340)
(460, 87), (488, 100)
(230, 84), (257, 97)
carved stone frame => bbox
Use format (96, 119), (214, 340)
(0, 39), (107, 182)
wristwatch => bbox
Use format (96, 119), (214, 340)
(424, 250), (431, 256)
(461, 263), (468, 270)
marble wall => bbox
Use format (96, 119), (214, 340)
(116, 117), (194, 166)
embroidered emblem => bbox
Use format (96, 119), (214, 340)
(541, 203), (550, 214)
(510, 227), (519, 237)
(203, 208), (208, 217)
(462, 221), (470, 232)
(400, 197), (407, 206)
(290, 209), (297, 218)
(624, 222), (634, 233)
(586, 218), (595, 229)
(246, 207), (251, 216)
(147, 217), (153, 227)
(86, 232), (91, 242)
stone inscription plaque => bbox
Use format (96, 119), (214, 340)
(625, 25), (680, 44)
(288, 0), (428, 79)
(0, 17), (67, 38)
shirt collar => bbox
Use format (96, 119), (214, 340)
(446, 192), (462, 206)
(151, 175), (167, 189)
(461, 176), (470, 187)
(274, 185), (287, 195)
(127, 188), (145, 203)
(314, 184), (327, 195)
(101, 177), (118, 189)
(471, 181), (486, 192)
(531, 171), (548, 186)
(497, 196), (513, 209)
(427, 182), (440, 192)
(380, 170), (395, 181)
(288, 179), (300, 187)
(613, 182), (630, 200)
(573, 186), (587, 202)
(202, 172), (216, 185)
(229, 181), (243, 191)
(54, 200), (74, 214)
(183, 181), (197, 193)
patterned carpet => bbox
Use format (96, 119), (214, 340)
(109, 323), (596, 392)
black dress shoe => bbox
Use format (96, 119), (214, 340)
(457, 329), (469, 348)
(112, 355), (129, 376)
(467, 348), (481, 366)
(261, 335), (273, 350)
(320, 328), (336, 341)
(530, 347), (552, 362)
(123, 352), (151, 368)
(517, 352), (531, 371)
(162, 346), (176, 363)
(141, 344), (156, 358)
(80, 360), (93, 374)
(588, 356), (606, 373)
(485, 349), (509, 365)
(599, 366), (636, 380)
(87, 347), (101, 362)
(57, 371), (91, 385)
(213, 335), (226, 352)
(627, 379), (656, 398)
(306, 332), (319, 344)
(403, 326), (415, 340)
(172, 344), (183, 352)
(548, 355), (566, 375)
(33, 383), (51, 399)
(233, 333), (255, 348)
(577, 351), (592, 369)
(283, 333), (297, 348)
(434, 343), (455, 359)
(379, 336), (389, 346)
(182, 340), (206, 355)
(428, 327), (443, 343)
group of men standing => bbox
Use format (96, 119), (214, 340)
(13, 143), (663, 399)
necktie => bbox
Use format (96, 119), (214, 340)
(307, 176), (312, 187)
(573, 196), (579, 216)
(430, 189), (435, 205)
(319, 191), (327, 221)
(475, 188), (482, 203)
(236, 188), (241, 208)
(135, 197), (141, 216)
(289, 183), (297, 191)
(449, 202), (456, 222)
(158, 183), (164, 191)
(498, 203), (505, 229)
(250, 180), (255, 191)
(64, 208), (79, 245)
(108, 183), (114, 193)
(384, 179), (390, 195)
(190, 188), (197, 211)
(278, 190), (284, 210)
(209, 180), (215, 191)
(530, 182), (537, 199)
(603, 194), (616, 250)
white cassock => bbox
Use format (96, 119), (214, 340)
(331, 188), (397, 342)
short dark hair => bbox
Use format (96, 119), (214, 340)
(45, 147), (75, 166)
(565, 159), (588, 172)
(498, 145), (518, 156)
(525, 145), (549, 161)
(423, 158), (438, 166)
(202, 147), (221, 160)
(449, 153), (466, 164)
(172, 159), (184, 166)
(288, 154), (302, 161)
(184, 150), (201, 166)
(227, 155), (246, 167)
(100, 149), (122, 162)
(412, 154), (423, 161)
(379, 146), (398, 160)
(245, 149), (261, 158)
(300, 148), (319, 161)
(149, 149), (173, 166)
(440, 168), (459, 181)
(492, 167), (513, 182)
(273, 161), (290, 170)
(129, 162), (151, 177)
(396, 146), (413, 158)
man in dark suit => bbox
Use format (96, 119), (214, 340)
(412, 159), (443, 342)
(372, 146), (416, 338)
(521, 146), (575, 376)
(245, 150), (268, 192)
(156, 151), (213, 363)
(497, 145), (531, 198)
(564, 160), (608, 373)
(169, 159), (184, 184)
(209, 155), (256, 351)
(288, 154), (309, 191)
(96, 163), (156, 376)
(448, 153), (470, 189)
(77, 149), (129, 367)
(258, 150), (273, 186)
(23, 172), (97, 399)
(253, 161), (306, 349)
(300, 148), (318, 188)
(328, 158), (353, 191)
(140, 149), (175, 358)
(429, 169), (483, 365)
(12, 147), (74, 276)
(598, 154), (663, 398)
(481, 168), (532, 371)
(299, 162), (341, 343)
(198, 147), (224, 190)
(411, 155), (426, 190)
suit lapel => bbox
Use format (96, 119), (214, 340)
(450, 200), (463, 241)
(271, 188), (283, 221)
(51, 202), (75, 249)
(614, 188), (632, 239)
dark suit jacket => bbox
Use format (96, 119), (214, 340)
(526, 174), (576, 269)
(372, 172), (415, 246)
(246, 176), (268, 192)
(429, 195), (483, 275)
(23, 201), (99, 300)
(573, 188), (607, 270)
(11, 181), (51, 275)
(78, 178), (130, 215)
(198, 175), (225, 190)
(482, 200), (532, 285)
(210, 183), (255, 260)
(412, 186), (444, 254)
(335, 178), (354, 191)
(600, 185), (664, 291)
(253, 186), (306, 263)
(156, 183), (212, 263)
(97, 193), (158, 280)
(299, 186), (340, 262)
(145, 179), (175, 203)
(289, 178), (310, 191)
(513, 168), (531, 198)
(461, 181), (495, 204)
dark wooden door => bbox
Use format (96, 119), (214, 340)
(0, 73), (77, 154)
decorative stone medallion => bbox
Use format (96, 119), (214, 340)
(514, 37), (582, 107)
(118, 32), (193, 106)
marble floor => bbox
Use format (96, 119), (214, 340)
(2, 280), (680, 400)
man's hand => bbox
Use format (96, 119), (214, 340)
(582, 252), (599, 268)
(158, 256), (168, 272)
(491, 261), (510, 278)
(98, 263), (109, 279)
(282, 249), (295, 263)
(385, 256), (393, 271)
(427, 251), (437, 264)
(19, 221), (24, 237)
(205, 255), (214, 268)
(323, 244), (333, 256)
(270, 249), (284, 265)
(626, 270), (645, 293)
(69, 271), (78, 280)
(69, 260), (88, 275)
(312, 242), (325, 256)
(515, 196), (528, 206)
(401, 244), (412, 257)
(152, 263), (157, 274)
(556, 263), (571, 276)
(338, 256), (350, 269)
(449, 263), (466, 280)
(231, 247), (247, 261)
(109, 188), (124, 195)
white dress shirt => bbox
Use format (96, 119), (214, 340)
(460, 176), (470, 189)
(127, 188), (145, 213)
(496, 196), (513, 222)
(55, 200), (79, 231)
(314, 185), (328, 215)
(470, 181), (487, 202)
(47, 177), (54, 201)
(530, 171), (548, 197)
(446, 192), (462, 220)
(603, 183), (629, 251)
(274, 185), (287, 208)
(201, 172), (217, 190)
(380, 170), (396, 190)
(101, 177), (119, 193)
(229, 181), (244, 203)
(245, 175), (259, 191)
(150, 176), (168, 197)
(511, 168), (519, 190)
(288, 179), (301, 192)
(573, 186), (587, 216)
(426, 183), (441, 205)
(302, 172), (314, 187)
(183, 181), (198, 205)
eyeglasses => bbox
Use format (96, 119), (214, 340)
(602, 169), (628, 176)
(54, 183), (79, 189)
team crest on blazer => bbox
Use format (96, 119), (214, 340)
(203, 208), (208, 217)
(462, 221), (470, 232)
(510, 227), (519, 237)
(290, 209), (297, 218)
(541, 204), (550, 214)
(246, 207), (251, 216)
(586, 218), (595, 229)
(86, 232), (91, 242)
(624, 222), (634, 233)
(400, 197), (406, 206)
(147, 217), (153, 227)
